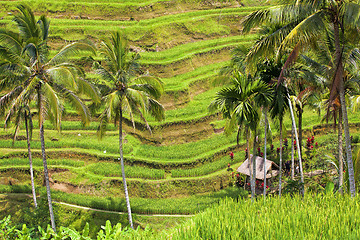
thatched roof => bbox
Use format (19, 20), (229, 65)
(237, 154), (279, 180)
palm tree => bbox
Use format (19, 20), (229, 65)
(270, 83), (289, 196)
(0, 97), (38, 208)
(241, 0), (360, 197)
(0, 5), (98, 231)
(299, 40), (360, 193)
(209, 71), (272, 199)
(257, 60), (281, 198)
(95, 32), (165, 229)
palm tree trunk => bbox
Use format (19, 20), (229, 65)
(263, 110), (268, 199)
(245, 127), (252, 196)
(279, 118), (283, 197)
(298, 107), (303, 157)
(338, 108), (343, 194)
(40, 123), (56, 231)
(334, 20), (356, 197)
(251, 128), (257, 200)
(119, 107), (134, 229)
(287, 88), (304, 196)
(25, 112), (37, 208)
(291, 124), (295, 180)
(38, 89), (56, 232)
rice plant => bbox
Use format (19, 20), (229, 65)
(85, 162), (166, 180)
(171, 155), (242, 178)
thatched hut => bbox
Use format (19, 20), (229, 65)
(237, 154), (279, 180)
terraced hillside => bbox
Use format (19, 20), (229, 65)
(0, 0), (281, 232)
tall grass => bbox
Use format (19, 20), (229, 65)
(170, 194), (360, 239)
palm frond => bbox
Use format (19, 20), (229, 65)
(46, 41), (96, 67)
(42, 81), (62, 131)
(76, 77), (101, 104)
(0, 86), (23, 112)
(0, 29), (23, 53)
(57, 85), (91, 126)
(131, 75), (164, 99)
(280, 10), (327, 51)
(14, 4), (40, 41)
(37, 15), (50, 41)
(46, 66), (78, 90)
(147, 98), (165, 122)
(93, 61), (116, 83)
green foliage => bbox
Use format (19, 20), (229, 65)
(0, 158), (85, 168)
(283, 179), (304, 196)
(0, 135), (133, 155)
(50, 187), (246, 215)
(3, 194), (360, 239)
(170, 194), (360, 239)
(140, 35), (256, 65)
(85, 162), (165, 180)
(0, 216), (16, 240)
(134, 132), (237, 160)
(171, 155), (242, 178)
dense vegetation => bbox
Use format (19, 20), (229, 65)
(1, 0), (360, 238)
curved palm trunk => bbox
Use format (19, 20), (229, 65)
(119, 108), (134, 229)
(279, 118), (283, 197)
(38, 89), (56, 232)
(251, 129), (257, 200)
(287, 89), (304, 196)
(25, 112), (37, 208)
(338, 109), (343, 194)
(263, 110), (268, 199)
(291, 124), (295, 180)
(334, 21), (355, 197)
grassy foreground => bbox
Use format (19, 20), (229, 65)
(2, 193), (360, 239)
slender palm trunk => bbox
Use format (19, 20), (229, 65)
(298, 108), (303, 157)
(245, 127), (252, 194)
(40, 124), (56, 231)
(38, 89), (56, 232)
(334, 20), (356, 197)
(263, 110), (268, 199)
(279, 118), (283, 197)
(291, 124), (295, 180)
(338, 109), (343, 194)
(25, 112), (37, 208)
(251, 129), (257, 200)
(287, 88), (304, 195)
(119, 108), (134, 229)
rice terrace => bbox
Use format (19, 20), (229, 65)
(2, 0), (360, 239)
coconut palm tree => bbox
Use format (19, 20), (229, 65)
(95, 32), (165, 229)
(0, 5), (98, 231)
(209, 71), (272, 199)
(301, 44), (360, 193)
(270, 83), (289, 196)
(241, 0), (360, 197)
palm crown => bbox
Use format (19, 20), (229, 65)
(0, 5), (99, 129)
(96, 32), (165, 136)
